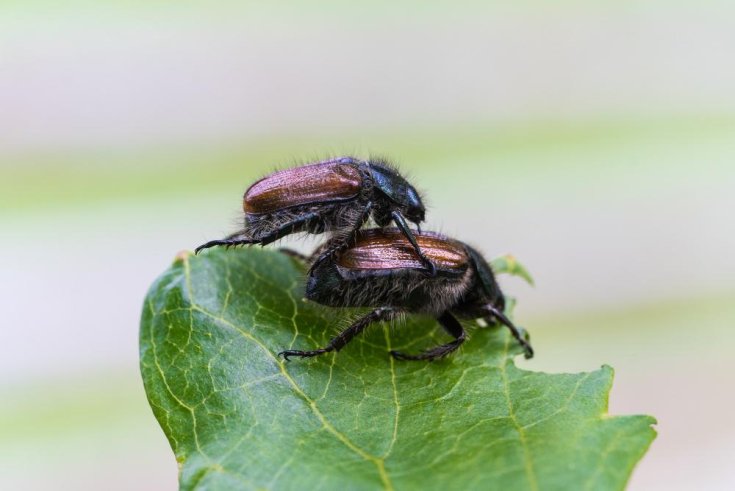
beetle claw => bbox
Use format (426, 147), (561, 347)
(422, 258), (438, 277)
(522, 342), (534, 359)
(278, 348), (329, 360)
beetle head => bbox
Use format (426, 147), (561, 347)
(369, 162), (426, 226)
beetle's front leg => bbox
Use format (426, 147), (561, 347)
(279, 307), (398, 360)
(391, 210), (437, 276)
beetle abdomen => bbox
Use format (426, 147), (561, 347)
(337, 229), (468, 272)
(307, 261), (471, 314)
(244, 159), (363, 215)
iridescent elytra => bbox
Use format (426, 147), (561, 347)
(195, 156), (436, 274)
(336, 229), (468, 272)
(244, 161), (362, 214)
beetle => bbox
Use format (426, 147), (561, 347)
(195, 156), (435, 273)
(279, 228), (533, 361)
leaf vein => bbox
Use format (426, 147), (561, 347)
(499, 334), (538, 491)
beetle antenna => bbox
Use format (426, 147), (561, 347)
(485, 305), (534, 359)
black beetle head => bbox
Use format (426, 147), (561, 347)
(369, 162), (426, 226)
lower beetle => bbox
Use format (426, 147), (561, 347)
(195, 156), (435, 273)
(279, 228), (533, 361)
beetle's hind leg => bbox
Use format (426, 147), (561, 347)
(279, 307), (398, 361)
(196, 212), (323, 254)
(195, 234), (258, 253)
(390, 312), (466, 361)
(254, 212), (323, 247)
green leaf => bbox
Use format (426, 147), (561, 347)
(140, 248), (655, 491)
(491, 254), (535, 286)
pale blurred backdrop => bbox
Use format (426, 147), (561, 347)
(1, 2), (734, 490)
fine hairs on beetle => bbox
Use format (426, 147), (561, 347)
(279, 228), (533, 362)
(195, 156), (437, 274)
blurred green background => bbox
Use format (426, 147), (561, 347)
(1, 2), (733, 490)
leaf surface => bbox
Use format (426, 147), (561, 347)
(140, 248), (655, 491)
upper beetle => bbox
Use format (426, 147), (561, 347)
(279, 228), (533, 362)
(195, 156), (435, 273)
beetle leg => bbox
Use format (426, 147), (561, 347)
(252, 212), (323, 246)
(391, 210), (437, 277)
(390, 312), (466, 361)
(485, 306), (534, 359)
(308, 201), (373, 273)
(195, 236), (258, 253)
(279, 307), (398, 360)
(278, 248), (310, 262)
(195, 212), (322, 254)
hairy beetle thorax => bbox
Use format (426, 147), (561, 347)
(366, 162), (409, 205)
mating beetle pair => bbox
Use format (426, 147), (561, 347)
(197, 157), (533, 361)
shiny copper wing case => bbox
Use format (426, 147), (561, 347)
(244, 160), (363, 215)
(337, 229), (469, 273)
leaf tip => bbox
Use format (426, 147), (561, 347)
(491, 253), (535, 286)
(173, 250), (192, 264)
